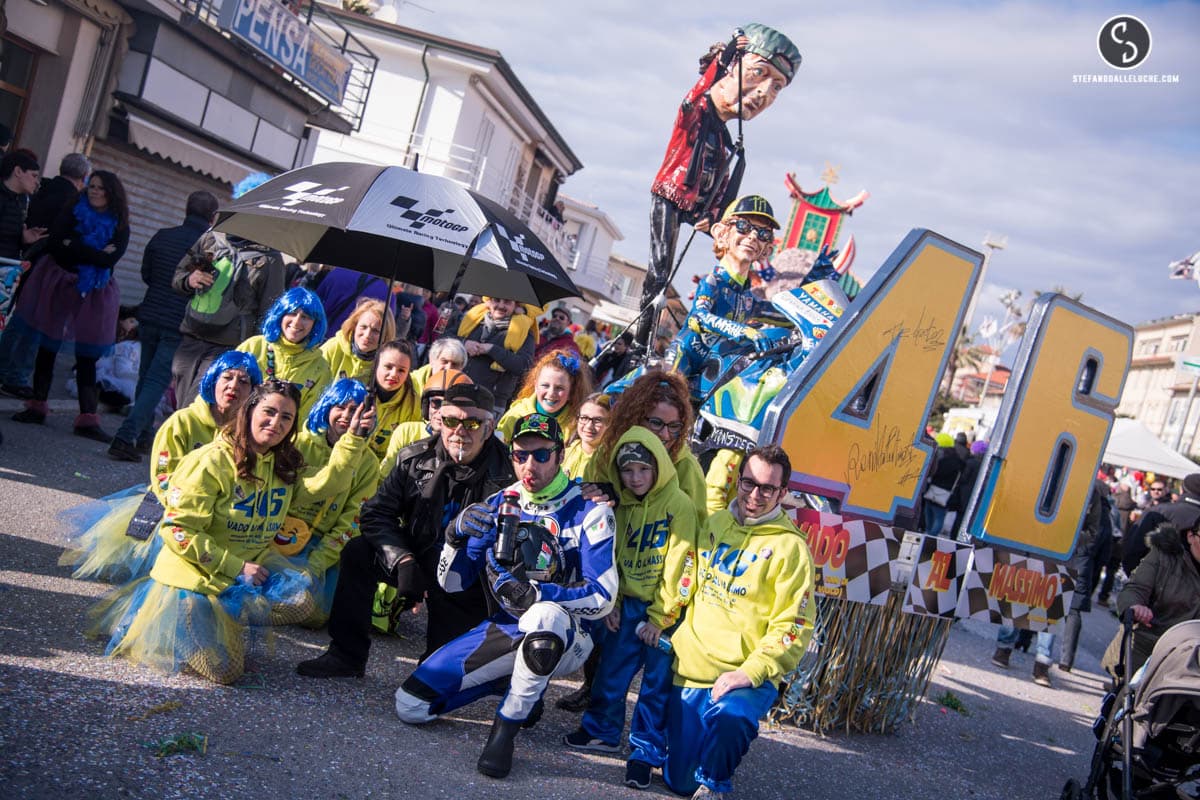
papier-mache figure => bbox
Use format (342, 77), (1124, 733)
(636, 23), (801, 346)
(669, 195), (791, 397)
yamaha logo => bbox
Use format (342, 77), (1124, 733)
(391, 195), (470, 232)
(279, 181), (350, 208)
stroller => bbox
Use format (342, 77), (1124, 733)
(1062, 617), (1200, 799)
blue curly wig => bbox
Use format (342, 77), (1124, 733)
(262, 287), (327, 348)
(199, 351), (264, 404)
(306, 378), (368, 433)
(232, 172), (272, 199)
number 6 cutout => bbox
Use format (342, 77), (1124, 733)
(962, 295), (1132, 560)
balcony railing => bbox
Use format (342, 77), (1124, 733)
(179, 0), (377, 131)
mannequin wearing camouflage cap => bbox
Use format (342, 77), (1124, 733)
(669, 195), (785, 397)
(636, 23), (800, 346)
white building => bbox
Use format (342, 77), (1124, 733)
(1115, 312), (1200, 457)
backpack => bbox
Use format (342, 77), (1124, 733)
(183, 231), (277, 342)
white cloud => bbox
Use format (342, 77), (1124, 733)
(414, 0), (1200, 328)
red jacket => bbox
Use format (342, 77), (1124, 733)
(535, 331), (581, 361)
(650, 56), (735, 223)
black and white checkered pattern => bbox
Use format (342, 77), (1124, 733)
(955, 546), (1075, 630)
(901, 533), (974, 618)
(840, 520), (900, 606)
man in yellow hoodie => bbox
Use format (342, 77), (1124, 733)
(641, 445), (815, 799)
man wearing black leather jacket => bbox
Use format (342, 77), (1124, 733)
(298, 384), (514, 677)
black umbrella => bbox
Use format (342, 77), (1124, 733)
(213, 162), (580, 306)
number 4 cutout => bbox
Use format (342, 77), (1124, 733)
(763, 229), (983, 522)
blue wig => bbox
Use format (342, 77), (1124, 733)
(233, 172), (272, 199)
(262, 287), (327, 348)
(306, 378), (368, 433)
(199, 351), (264, 404)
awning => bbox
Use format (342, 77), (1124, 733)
(590, 299), (639, 327)
(125, 110), (266, 186)
(1102, 418), (1199, 480)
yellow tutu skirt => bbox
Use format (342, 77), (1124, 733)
(59, 485), (161, 584)
(88, 554), (315, 685)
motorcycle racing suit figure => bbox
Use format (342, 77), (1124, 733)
(392, 413), (617, 780)
(670, 195), (787, 398)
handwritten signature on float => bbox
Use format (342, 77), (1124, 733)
(881, 308), (947, 353)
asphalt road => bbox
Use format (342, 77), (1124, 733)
(0, 400), (1123, 799)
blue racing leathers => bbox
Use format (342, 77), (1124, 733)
(393, 471), (617, 724)
(672, 264), (776, 386)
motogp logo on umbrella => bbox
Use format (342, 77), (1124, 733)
(390, 196), (469, 232)
(279, 181), (350, 208)
(493, 223), (546, 265)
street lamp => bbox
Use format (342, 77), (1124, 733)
(962, 232), (1008, 335)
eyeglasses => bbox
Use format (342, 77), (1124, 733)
(427, 396), (445, 409)
(442, 416), (484, 431)
(511, 447), (558, 464)
(644, 416), (684, 439)
(1150, 486), (1166, 492)
(578, 415), (607, 428)
(737, 477), (782, 497)
(732, 218), (773, 243)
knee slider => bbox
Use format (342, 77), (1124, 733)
(521, 632), (564, 677)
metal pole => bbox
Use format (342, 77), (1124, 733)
(1170, 374), (1199, 452)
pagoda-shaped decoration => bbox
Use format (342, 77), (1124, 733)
(773, 164), (869, 298)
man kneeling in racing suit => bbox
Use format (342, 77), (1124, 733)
(393, 412), (618, 779)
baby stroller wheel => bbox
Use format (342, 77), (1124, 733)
(1060, 778), (1082, 800)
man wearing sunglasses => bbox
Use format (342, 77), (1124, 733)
(642, 445), (815, 799)
(299, 383), (513, 678)
(394, 413), (618, 781)
(670, 195), (789, 399)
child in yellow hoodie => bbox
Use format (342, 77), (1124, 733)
(563, 427), (698, 791)
(643, 445), (816, 798)
(238, 287), (333, 422)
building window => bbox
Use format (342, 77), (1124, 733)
(1170, 336), (1188, 352)
(0, 36), (37, 143)
(1140, 339), (1162, 355)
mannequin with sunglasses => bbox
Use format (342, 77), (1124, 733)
(497, 349), (593, 445)
(393, 413), (617, 781)
(669, 195), (788, 399)
(298, 383), (514, 677)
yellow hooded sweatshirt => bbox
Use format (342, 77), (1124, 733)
(584, 437), (708, 525)
(237, 335), (333, 422)
(292, 428), (381, 577)
(496, 395), (577, 445)
(610, 427), (698, 606)
(664, 503), (816, 689)
(149, 395), (222, 502)
(368, 381), (421, 462)
(320, 332), (373, 383)
(149, 432), (366, 595)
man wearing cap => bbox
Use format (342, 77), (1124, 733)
(298, 383), (513, 677)
(636, 23), (800, 347)
(394, 413), (618, 781)
(535, 305), (581, 360)
(669, 194), (787, 396)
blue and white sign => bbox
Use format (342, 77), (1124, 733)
(218, 0), (352, 106)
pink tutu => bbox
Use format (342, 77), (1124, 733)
(9, 255), (119, 358)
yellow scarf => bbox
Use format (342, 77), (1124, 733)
(457, 304), (539, 355)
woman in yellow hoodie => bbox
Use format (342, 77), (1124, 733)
(61, 351), (262, 583)
(563, 427), (698, 791)
(89, 379), (372, 684)
(363, 339), (421, 463)
(237, 287), (333, 422)
(287, 378), (381, 627)
(496, 349), (592, 444)
(319, 298), (396, 383)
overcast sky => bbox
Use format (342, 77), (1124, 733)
(408, 1), (1199, 339)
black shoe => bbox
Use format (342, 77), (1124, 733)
(12, 408), (45, 424)
(625, 760), (652, 790)
(74, 425), (113, 444)
(555, 684), (592, 712)
(296, 649), (365, 678)
(477, 715), (522, 779)
(0, 383), (33, 400)
(107, 438), (142, 462)
(136, 436), (153, 454)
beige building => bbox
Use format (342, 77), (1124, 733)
(1115, 312), (1200, 456)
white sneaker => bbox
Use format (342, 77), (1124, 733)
(691, 786), (730, 799)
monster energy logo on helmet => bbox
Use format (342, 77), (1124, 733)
(721, 195), (780, 229)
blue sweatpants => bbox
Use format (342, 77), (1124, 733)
(580, 596), (674, 765)
(663, 682), (777, 795)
